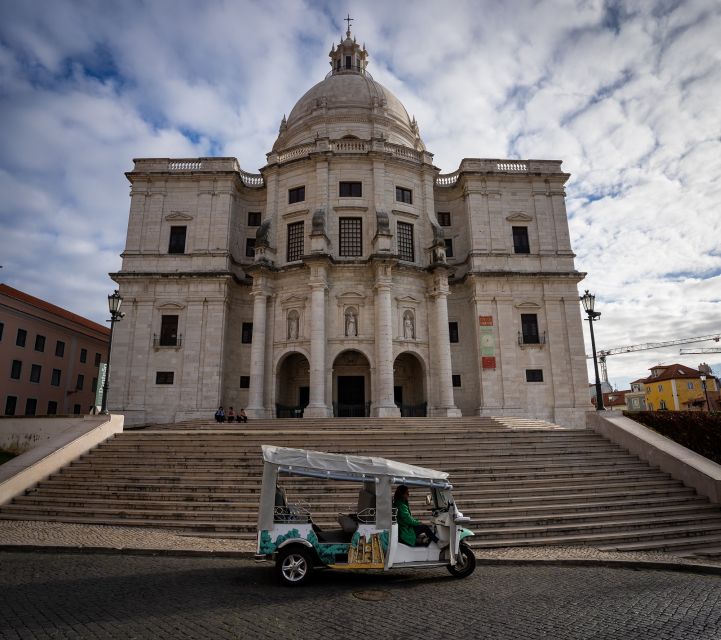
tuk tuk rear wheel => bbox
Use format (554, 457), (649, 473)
(276, 547), (314, 586)
(447, 542), (476, 579)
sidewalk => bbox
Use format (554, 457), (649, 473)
(1, 519), (720, 572)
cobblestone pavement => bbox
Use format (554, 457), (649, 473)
(1, 520), (720, 568)
(1, 552), (720, 640)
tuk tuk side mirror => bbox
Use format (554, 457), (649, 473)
(425, 494), (432, 505)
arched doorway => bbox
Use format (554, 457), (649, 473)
(276, 352), (310, 418)
(393, 352), (426, 417)
(332, 350), (371, 417)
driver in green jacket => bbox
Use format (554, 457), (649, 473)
(393, 484), (439, 546)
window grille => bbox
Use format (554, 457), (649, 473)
(288, 186), (305, 204)
(287, 221), (304, 261)
(526, 369), (544, 382)
(248, 211), (262, 226)
(339, 218), (362, 256)
(397, 222), (414, 262)
(339, 182), (362, 197)
(437, 212), (451, 226)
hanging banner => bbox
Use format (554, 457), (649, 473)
(479, 315), (493, 326)
(482, 357), (497, 369)
(95, 363), (107, 407)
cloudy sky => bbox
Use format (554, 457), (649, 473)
(1, 0), (719, 388)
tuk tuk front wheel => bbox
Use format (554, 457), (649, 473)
(276, 547), (314, 586)
(447, 542), (476, 579)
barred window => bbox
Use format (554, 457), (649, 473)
(437, 212), (451, 226)
(449, 322), (459, 343)
(287, 221), (304, 262)
(248, 211), (262, 226)
(526, 369), (544, 382)
(156, 371), (174, 385)
(339, 218), (362, 257)
(397, 222), (414, 262)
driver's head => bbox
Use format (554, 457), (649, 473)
(394, 484), (409, 502)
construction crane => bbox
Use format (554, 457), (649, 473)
(587, 333), (721, 383)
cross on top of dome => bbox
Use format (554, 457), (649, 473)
(329, 15), (368, 76)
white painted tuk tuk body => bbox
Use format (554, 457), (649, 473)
(255, 446), (475, 585)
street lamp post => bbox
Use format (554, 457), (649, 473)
(580, 290), (605, 411)
(699, 374), (711, 412)
(101, 290), (124, 415)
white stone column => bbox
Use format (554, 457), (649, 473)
(430, 272), (462, 417)
(374, 263), (400, 417)
(246, 289), (269, 418)
(305, 261), (331, 417)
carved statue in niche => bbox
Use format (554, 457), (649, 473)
(376, 210), (390, 235)
(430, 220), (447, 264)
(311, 209), (326, 235)
(345, 307), (358, 337)
(403, 311), (415, 340)
(287, 310), (299, 340)
(255, 219), (271, 248)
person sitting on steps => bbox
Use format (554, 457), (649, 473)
(238, 408), (248, 423)
(227, 407), (236, 422)
(214, 406), (225, 423)
(393, 484), (439, 546)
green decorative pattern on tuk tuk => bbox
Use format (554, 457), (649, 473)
(307, 531), (349, 564)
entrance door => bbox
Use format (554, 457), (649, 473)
(299, 386), (310, 408)
(337, 376), (365, 417)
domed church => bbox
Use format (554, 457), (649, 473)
(111, 26), (591, 427)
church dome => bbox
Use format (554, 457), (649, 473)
(273, 29), (423, 151)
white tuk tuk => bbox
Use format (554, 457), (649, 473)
(255, 445), (475, 586)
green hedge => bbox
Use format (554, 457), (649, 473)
(624, 411), (721, 465)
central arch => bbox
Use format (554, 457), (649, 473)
(275, 352), (310, 418)
(332, 349), (371, 417)
(393, 352), (427, 416)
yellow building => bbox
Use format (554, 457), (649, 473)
(642, 363), (719, 411)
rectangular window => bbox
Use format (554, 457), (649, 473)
(397, 222), (414, 262)
(687, 382), (694, 390)
(47, 400), (58, 415)
(526, 369), (544, 382)
(55, 340), (65, 357)
(76, 374), (84, 391)
(159, 315), (179, 346)
(80, 348), (87, 363)
(25, 398), (37, 416)
(73, 404), (81, 415)
(287, 221), (304, 262)
(0, 321), (3, 341)
(444, 238), (454, 258)
(339, 181), (362, 197)
(16, 328), (27, 347)
(437, 212), (451, 227)
(241, 322), (253, 344)
(30, 364), (41, 383)
(51, 368), (61, 387)
(92, 377), (98, 393)
(248, 211), (262, 226)
(94, 352), (101, 367)
(239, 375), (250, 388)
(339, 217), (362, 257)
(5, 396), (17, 416)
(245, 238), (256, 258)
(658, 384), (663, 392)
(512, 226), (530, 254)
(34, 335), (45, 352)
(155, 371), (174, 385)
(449, 321), (459, 343)
(395, 186), (412, 204)
(452, 374), (462, 387)
(10, 360), (22, 379)
(288, 186), (305, 204)
(168, 225), (187, 254)
(521, 314), (540, 344)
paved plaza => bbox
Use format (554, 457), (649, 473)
(1, 551), (720, 640)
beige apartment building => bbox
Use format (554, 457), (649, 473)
(110, 29), (591, 427)
(0, 284), (109, 416)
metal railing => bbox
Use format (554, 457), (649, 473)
(333, 401), (371, 417)
(153, 334), (183, 348)
(396, 402), (427, 417)
(275, 404), (306, 418)
(518, 331), (546, 346)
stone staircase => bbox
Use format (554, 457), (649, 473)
(2, 416), (721, 558)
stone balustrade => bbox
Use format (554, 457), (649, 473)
(332, 139), (369, 153)
(384, 142), (421, 162)
(276, 144), (316, 164)
(435, 171), (460, 187)
(129, 158), (264, 187)
(435, 158), (566, 185)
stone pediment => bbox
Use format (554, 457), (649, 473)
(395, 295), (421, 304)
(514, 301), (541, 309)
(280, 293), (308, 308)
(506, 212), (533, 222)
(165, 211), (193, 221)
(157, 302), (185, 310)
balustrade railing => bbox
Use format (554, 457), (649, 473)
(153, 334), (183, 348)
(239, 170), (264, 188)
(497, 161), (528, 172)
(385, 143), (421, 162)
(332, 140), (369, 153)
(168, 161), (202, 170)
(435, 172), (459, 187)
(276, 144), (315, 164)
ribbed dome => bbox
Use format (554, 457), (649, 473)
(273, 33), (423, 152)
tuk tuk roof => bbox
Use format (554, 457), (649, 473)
(261, 445), (449, 484)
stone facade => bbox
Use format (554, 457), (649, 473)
(110, 30), (591, 427)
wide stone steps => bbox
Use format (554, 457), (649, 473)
(2, 417), (721, 558)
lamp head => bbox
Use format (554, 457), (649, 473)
(580, 290), (595, 314)
(108, 290), (123, 315)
